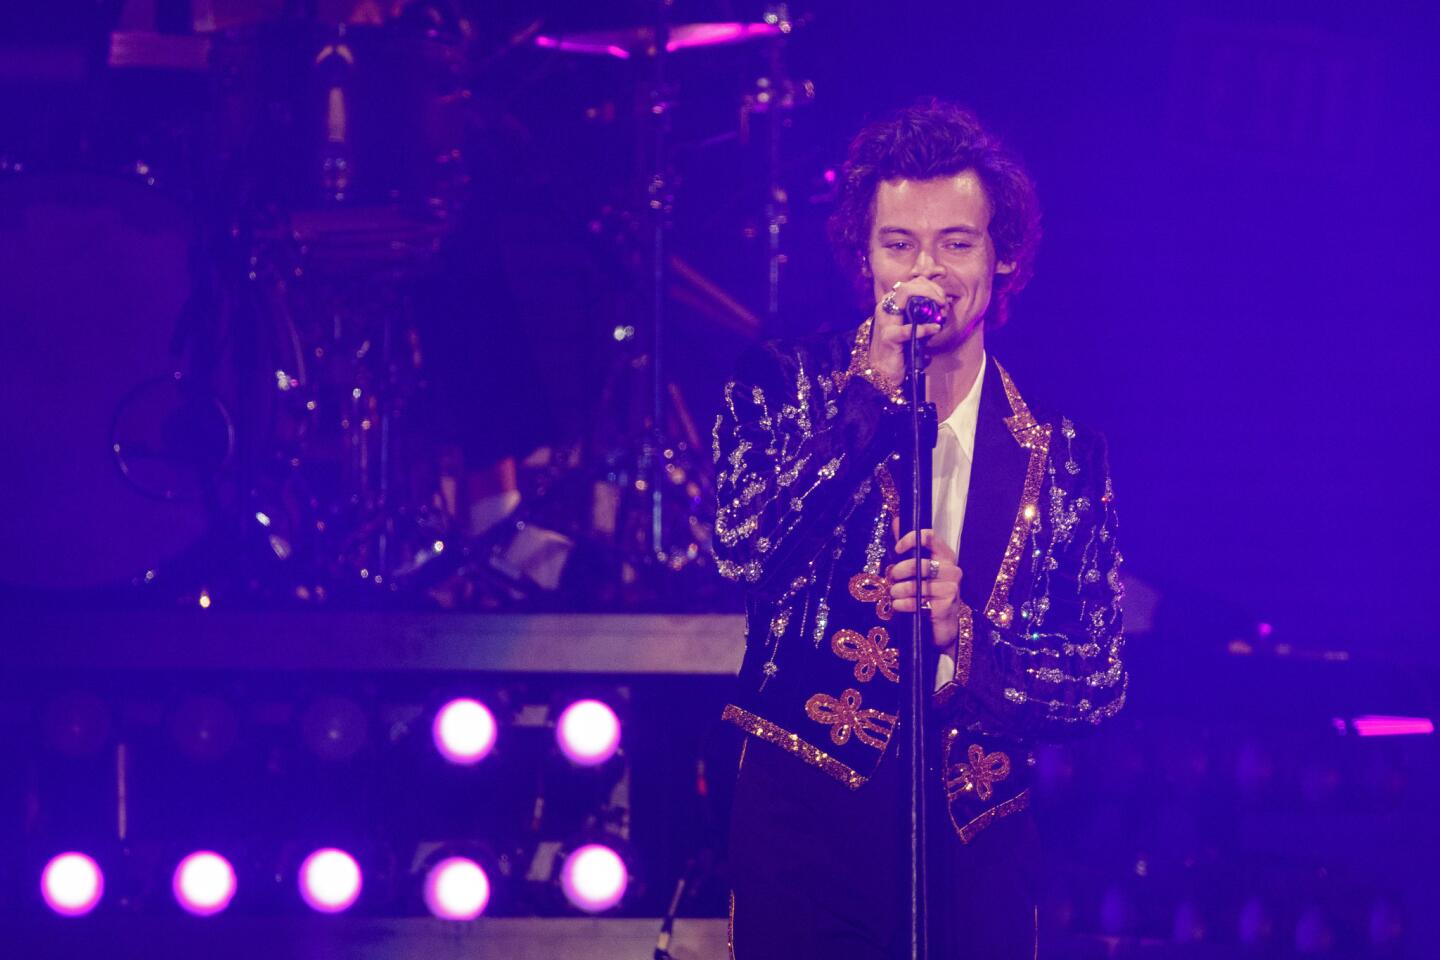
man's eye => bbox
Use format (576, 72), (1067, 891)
(946, 242), (974, 251)
(885, 242), (911, 251)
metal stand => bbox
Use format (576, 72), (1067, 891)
(645, 6), (673, 561)
(905, 323), (938, 959)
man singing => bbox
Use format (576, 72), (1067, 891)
(713, 100), (1127, 958)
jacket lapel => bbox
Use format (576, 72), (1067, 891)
(957, 364), (1029, 619)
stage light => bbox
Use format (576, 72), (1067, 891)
(40, 853), (104, 917)
(432, 698), (497, 765)
(173, 851), (237, 916)
(300, 696), (369, 762)
(560, 843), (627, 914)
(423, 857), (490, 921)
(298, 848), (362, 914)
(170, 695), (239, 763)
(42, 691), (111, 757)
(555, 699), (621, 767)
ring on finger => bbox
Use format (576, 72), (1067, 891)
(927, 559), (941, 580)
(881, 292), (902, 316)
(920, 598), (933, 611)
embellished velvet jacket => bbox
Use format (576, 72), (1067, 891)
(712, 320), (1127, 842)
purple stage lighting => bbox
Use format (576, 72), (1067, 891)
(1340, 714), (1435, 737)
(40, 853), (104, 917)
(555, 699), (621, 766)
(173, 851), (237, 916)
(432, 698), (498, 765)
(423, 857), (491, 921)
(298, 848), (363, 914)
(560, 844), (627, 914)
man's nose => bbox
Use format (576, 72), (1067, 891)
(911, 247), (945, 279)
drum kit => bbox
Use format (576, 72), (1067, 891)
(0, 2), (814, 610)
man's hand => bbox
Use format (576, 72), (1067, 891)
(888, 529), (964, 649)
(867, 278), (946, 385)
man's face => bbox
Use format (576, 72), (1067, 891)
(867, 170), (1014, 353)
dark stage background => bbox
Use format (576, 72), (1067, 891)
(2, 1), (1438, 957)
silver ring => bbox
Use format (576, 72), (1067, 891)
(928, 559), (941, 580)
(881, 292), (902, 316)
(921, 598), (933, 611)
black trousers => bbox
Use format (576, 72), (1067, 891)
(728, 736), (1040, 959)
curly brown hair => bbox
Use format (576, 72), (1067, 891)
(828, 99), (1042, 327)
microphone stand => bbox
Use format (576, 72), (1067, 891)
(905, 319), (938, 960)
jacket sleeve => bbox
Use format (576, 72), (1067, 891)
(952, 429), (1127, 741)
(712, 339), (902, 599)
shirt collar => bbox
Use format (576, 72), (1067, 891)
(938, 352), (986, 460)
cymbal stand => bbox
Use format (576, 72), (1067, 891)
(644, 2), (674, 561)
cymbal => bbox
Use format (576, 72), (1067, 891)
(534, 21), (783, 60)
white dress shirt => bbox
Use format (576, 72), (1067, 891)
(931, 353), (986, 689)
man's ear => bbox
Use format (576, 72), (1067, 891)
(996, 260), (1016, 275)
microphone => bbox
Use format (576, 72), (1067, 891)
(903, 295), (945, 326)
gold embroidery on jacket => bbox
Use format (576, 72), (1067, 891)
(721, 704), (868, 789)
(955, 790), (1031, 845)
(830, 627), (900, 683)
(956, 600), (975, 685)
(985, 363), (1052, 629)
(848, 572), (895, 621)
(830, 319), (873, 393)
(941, 728), (1030, 843)
(804, 688), (898, 750)
(945, 743), (1012, 803)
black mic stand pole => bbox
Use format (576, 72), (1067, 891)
(906, 321), (938, 960)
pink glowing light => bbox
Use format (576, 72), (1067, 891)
(1343, 715), (1435, 737)
(667, 22), (781, 52)
(173, 851), (237, 916)
(560, 844), (628, 913)
(423, 857), (491, 921)
(298, 848), (363, 914)
(40, 853), (104, 917)
(555, 699), (621, 766)
(432, 698), (498, 765)
(532, 35), (631, 59)
(534, 22), (780, 60)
